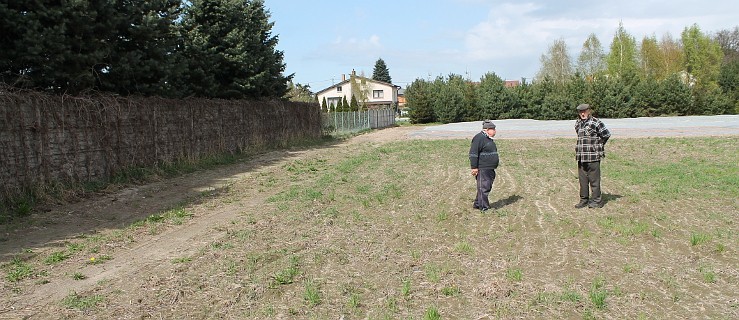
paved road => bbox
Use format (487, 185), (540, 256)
(407, 115), (739, 139)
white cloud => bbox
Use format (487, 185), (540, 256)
(464, 3), (550, 61)
(330, 35), (382, 52)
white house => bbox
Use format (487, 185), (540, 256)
(315, 70), (400, 111)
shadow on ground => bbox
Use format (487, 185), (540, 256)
(602, 193), (623, 206)
(492, 194), (523, 209)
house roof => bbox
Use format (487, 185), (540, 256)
(315, 76), (400, 96)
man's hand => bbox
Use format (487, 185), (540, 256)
(471, 168), (479, 176)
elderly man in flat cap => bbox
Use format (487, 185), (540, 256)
(469, 120), (500, 212)
(574, 104), (611, 209)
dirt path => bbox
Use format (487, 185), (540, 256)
(0, 126), (418, 317)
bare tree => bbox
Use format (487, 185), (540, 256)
(713, 26), (739, 63)
(536, 38), (573, 85)
(576, 33), (606, 80)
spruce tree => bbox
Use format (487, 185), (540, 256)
(180, 0), (291, 99)
(97, 0), (182, 96)
(372, 58), (392, 83)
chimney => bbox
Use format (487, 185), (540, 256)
(341, 74), (346, 81)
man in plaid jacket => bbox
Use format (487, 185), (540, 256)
(574, 104), (611, 209)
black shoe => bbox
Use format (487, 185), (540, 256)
(473, 205), (480, 209)
(574, 200), (589, 209)
(588, 201), (603, 208)
(480, 207), (490, 212)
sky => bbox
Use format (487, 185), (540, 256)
(264, 0), (738, 91)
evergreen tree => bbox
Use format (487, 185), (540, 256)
(372, 58), (392, 83)
(718, 60), (739, 112)
(530, 77), (570, 120)
(512, 80), (536, 119)
(180, 0), (291, 99)
(335, 97), (344, 112)
(406, 79), (435, 124)
(477, 72), (514, 120)
(659, 74), (694, 115)
(566, 73), (592, 106)
(0, 1), (116, 94)
(433, 74), (465, 123)
(632, 76), (661, 117)
(0, 1), (183, 96)
(461, 81), (479, 121)
(350, 95), (359, 111)
(321, 96), (328, 112)
(97, 0), (182, 96)
(342, 96), (350, 111)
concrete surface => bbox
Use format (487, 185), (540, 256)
(408, 115), (739, 139)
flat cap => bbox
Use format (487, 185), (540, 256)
(576, 104), (591, 111)
(482, 120), (496, 129)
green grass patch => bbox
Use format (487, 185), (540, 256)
(61, 292), (104, 310)
(506, 268), (523, 282)
(589, 276), (608, 309)
(690, 232), (711, 246)
(44, 251), (71, 265)
(5, 257), (35, 282)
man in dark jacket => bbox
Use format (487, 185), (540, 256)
(469, 120), (500, 212)
(574, 104), (611, 208)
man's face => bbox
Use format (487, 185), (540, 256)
(578, 109), (590, 120)
(485, 128), (496, 137)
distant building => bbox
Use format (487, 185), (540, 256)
(504, 80), (520, 88)
(315, 70), (400, 110)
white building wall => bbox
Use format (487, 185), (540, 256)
(316, 77), (397, 109)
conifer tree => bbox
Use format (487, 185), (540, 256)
(342, 96), (350, 111)
(180, 0), (291, 99)
(372, 58), (392, 83)
(406, 79), (435, 124)
(350, 95), (359, 111)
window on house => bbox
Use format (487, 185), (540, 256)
(336, 86), (342, 92)
(373, 90), (384, 99)
(327, 97), (340, 107)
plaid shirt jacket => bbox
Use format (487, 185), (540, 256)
(575, 116), (611, 162)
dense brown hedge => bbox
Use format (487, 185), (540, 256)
(0, 87), (321, 203)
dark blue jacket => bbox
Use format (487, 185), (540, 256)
(469, 131), (499, 169)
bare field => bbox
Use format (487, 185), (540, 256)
(1, 126), (737, 319)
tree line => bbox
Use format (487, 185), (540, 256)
(407, 24), (738, 123)
(0, 0), (290, 99)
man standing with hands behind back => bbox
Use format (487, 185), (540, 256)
(574, 104), (611, 209)
(470, 120), (499, 212)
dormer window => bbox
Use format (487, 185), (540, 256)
(336, 86), (342, 92)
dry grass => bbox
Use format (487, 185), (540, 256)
(1, 135), (737, 319)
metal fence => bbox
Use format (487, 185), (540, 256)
(322, 109), (396, 135)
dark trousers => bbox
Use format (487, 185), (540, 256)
(578, 161), (601, 203)
(474, 169), (496, 209)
